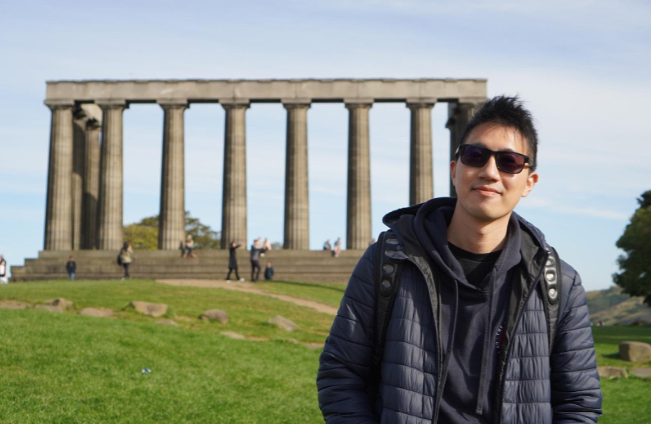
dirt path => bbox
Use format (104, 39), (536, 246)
(156, 279), (338, 316)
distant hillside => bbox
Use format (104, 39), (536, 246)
(586, 286), (651, 325)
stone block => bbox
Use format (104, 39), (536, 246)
(619, 341), (651, 363)
(79, 307), (113, 317)
(631, 368), (651, 379)
(34, 304), (64, 313)
(200, 309), (228, 323)
(268, 315), (299, 332)
(597, 366), (628, 379)
(130, 301), (168, 318)
(47, 298), (73, 309)
(0, 300), (30, 309)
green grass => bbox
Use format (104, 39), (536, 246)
(592, 326), (651, 368)
(0, 279), (333, 344)
(255, 280), (346, 308)
(0, 309), (321, 423)
(1, 279), (650, 422)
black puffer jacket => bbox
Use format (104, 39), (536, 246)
(317, 198), (602, 423)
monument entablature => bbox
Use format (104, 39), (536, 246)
(42, 78), (487, 253)
(45, 78), (486, 104)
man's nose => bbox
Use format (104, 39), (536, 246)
(478, 155), (500, 180)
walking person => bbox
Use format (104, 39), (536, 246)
(118, 242), (133, 281)
(226, 241), (244, 282)
(250, 240), (267, 282)
(65, 256), (76, 280)
(0, 255), (7, 284)
(317, 96), (602, 423)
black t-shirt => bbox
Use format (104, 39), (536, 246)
(448, 243), (501, 288)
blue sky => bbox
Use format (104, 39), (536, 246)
(1, 0), (649, 291)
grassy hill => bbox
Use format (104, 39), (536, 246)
(587, 286), (651, 325)
(0, 279), (649, 423)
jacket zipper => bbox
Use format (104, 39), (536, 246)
(492, 251), (548, 424)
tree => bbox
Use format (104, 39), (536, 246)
(123, 212), (221, 250)
(613, 190), (651, 306)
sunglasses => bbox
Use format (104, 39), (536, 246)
(455, 144), (531, 174)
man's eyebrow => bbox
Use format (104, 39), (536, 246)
(465, 142), (519, 153)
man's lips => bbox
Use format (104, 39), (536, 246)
(473, 186), (501, 195)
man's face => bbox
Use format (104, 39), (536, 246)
(451, 123), (538, 222)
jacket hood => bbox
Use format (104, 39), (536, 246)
(382, 197), (548, 289)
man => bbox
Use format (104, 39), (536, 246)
(250, 239), (267, 282)
(65, 256), (76, 280)
(226, 241), (245, 282)
(317, 96), (602, 423)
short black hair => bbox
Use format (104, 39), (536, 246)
(459, 95), (539, 171)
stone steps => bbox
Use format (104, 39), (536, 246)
(11, 250), (363, 283)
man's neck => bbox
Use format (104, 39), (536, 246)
(446, 207), (511, 254)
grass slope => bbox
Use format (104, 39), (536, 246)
(1, 279), (649, 423)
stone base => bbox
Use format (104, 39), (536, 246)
(10, 249), (363, 283)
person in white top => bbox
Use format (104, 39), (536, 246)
(0, 255), (8, 284)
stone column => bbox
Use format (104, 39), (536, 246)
(345, 100), (373, 250)
(97, 100), (128, 250)
(44, 100), (75, 251)
(282, 100), (311, 250)
(447, 102), (478, 197)
(407, 100), (435, 205)
(71, 113), (87, 250)
(220, 100), (249, 249)
(83, 119), (101, 249)
(158, 100), (188, 250)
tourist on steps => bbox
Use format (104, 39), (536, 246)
(226, 241), (244, 283)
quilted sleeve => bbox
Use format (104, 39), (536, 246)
(550, 263), (603, 423)
(317, 244), (379, 424)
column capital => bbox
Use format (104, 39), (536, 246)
(157, 99), (189, 109)
(96, 99), (128, 110)
(406, 98), (436, 109)
(344, 98), (373, 109)
(220, 99), (250, 110)
(281, 98), (311, 109)
(44, 99), (75, 110)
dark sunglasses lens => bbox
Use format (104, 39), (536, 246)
(496, 153), (525, 173)
(460, 146), (489, 167)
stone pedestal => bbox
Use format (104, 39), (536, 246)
(97, 100), (127, 250)
(44, 101), (75, 250)
(221, 101), (249, 248)
(345, 101), (372, 250)
(447, 102), (478, 197)
(283, 101), (310, 250)
(407, 101), (435, 205)
(158, 101), (188, 250)
(83, 120), (101, 249)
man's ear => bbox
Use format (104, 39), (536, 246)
(521, 171), (539, 198)
(450, 160), (457, 186)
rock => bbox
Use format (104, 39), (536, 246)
(222, 331), (245, 340)
(619, 341), (651, 363)
(305, 343), (325, 350)
(631, 368), (651, 379)
(46, 298), (73, 309)
(156, 319), (178, 327)
(0, 300), (30, 310)
(34, 304), (64, 313)
(268, 315), (299, 332)
(597, 366), (627, 378)
(130, 301), (168, 318)
(79, 307), (114, 317)
(200, 309), (228, 323)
